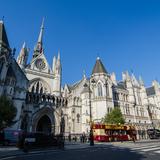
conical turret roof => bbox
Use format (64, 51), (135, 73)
(92, 57), (108, 75)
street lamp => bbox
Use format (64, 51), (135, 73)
(84, 78), (95, 146)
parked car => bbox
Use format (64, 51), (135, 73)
(147, 129), (160, 139)
(0, 129), (24, 146)
(17, 132), (60, 149)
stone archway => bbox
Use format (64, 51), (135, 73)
(36, 115), (51, 134)
(32, 107), (55, 134)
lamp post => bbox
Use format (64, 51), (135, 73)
(84, 78), (95, 146)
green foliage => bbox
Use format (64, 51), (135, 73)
(0, 95), (17, 130)
(102, 107), (125, 124)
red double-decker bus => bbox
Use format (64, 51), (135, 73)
(92, 123), (136, 142)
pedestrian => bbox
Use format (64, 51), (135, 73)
(131, 134), (136, 143)
(74, 136), (77, 142)
(68, 134), (71, 142)
(80, 135), (82, 143)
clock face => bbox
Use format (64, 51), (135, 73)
(35, 58), (46, 70)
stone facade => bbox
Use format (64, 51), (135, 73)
(1, 20), (160, 139)
(16, 20), (68, 135)
(63, 57), (160, 139)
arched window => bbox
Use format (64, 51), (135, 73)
(36, 82), (39, 93)
(10, 88), (12, 94)
(77, 114), (80, 123)
(40, 87), (43, 94)
(97, 83), (103, 97)
(106, 83), (109, 97)
(31, 86), (35, 93)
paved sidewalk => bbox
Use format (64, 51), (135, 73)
(0, 143), (91, 159)
(0, 140), (159, 159)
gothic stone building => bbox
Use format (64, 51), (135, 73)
(16, 20), (68, 134)
(0, 20), (67, 135)
(1, 20), (160, 139)
(63, 57), (160, 139)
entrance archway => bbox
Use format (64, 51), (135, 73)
(36, 115), (51, 134)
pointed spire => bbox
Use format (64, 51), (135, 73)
(55, 50), (61, 75)
(33, 18), (44, 58)
(0, 20), (10, 49)
(122, 72), (126, 81)
(139, 76), (144, 86)
(52, 56), (56, 73)
(131, 73), (139, 86)
(38, 18), (44, 44)
(111, 72), (116, 84)
(17, 42), (29, 68)
(22, 41), (26, 48)
(83, 70), (86, 79)
(57, 49), (60, 60)
(57, 50), (61, 66)
(125, 71), (130, 81)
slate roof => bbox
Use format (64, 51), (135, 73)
(146, 87), (156, 96)
(116, 82), (126, 90)
(6, 66), (16, 78)
(67, 78), (86, 92)
(92, 57), (108, 75)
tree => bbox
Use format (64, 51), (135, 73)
(102, 107), (125, 124)
(0, 95), (17, 130)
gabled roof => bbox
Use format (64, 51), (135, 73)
(146, 86), (155, 96)
(92, 57), (107, 75)
(0, 21), (10, 48)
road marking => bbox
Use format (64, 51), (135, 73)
(129, 145), (159, 150)
(116, 145), (158, 150)
(141, 147), (160, 152)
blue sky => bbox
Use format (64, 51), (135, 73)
(0, 0), (160, 86)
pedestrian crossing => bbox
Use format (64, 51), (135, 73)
(112, 142), (160, 155)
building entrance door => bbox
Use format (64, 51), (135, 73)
(36, 115), (51, 134)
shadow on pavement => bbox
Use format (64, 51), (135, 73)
(43, 145), (147, 160)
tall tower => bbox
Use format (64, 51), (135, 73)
(91, 57), (114, 122)
(17, 42), (29, 69)
(52, 51), (61, 96)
